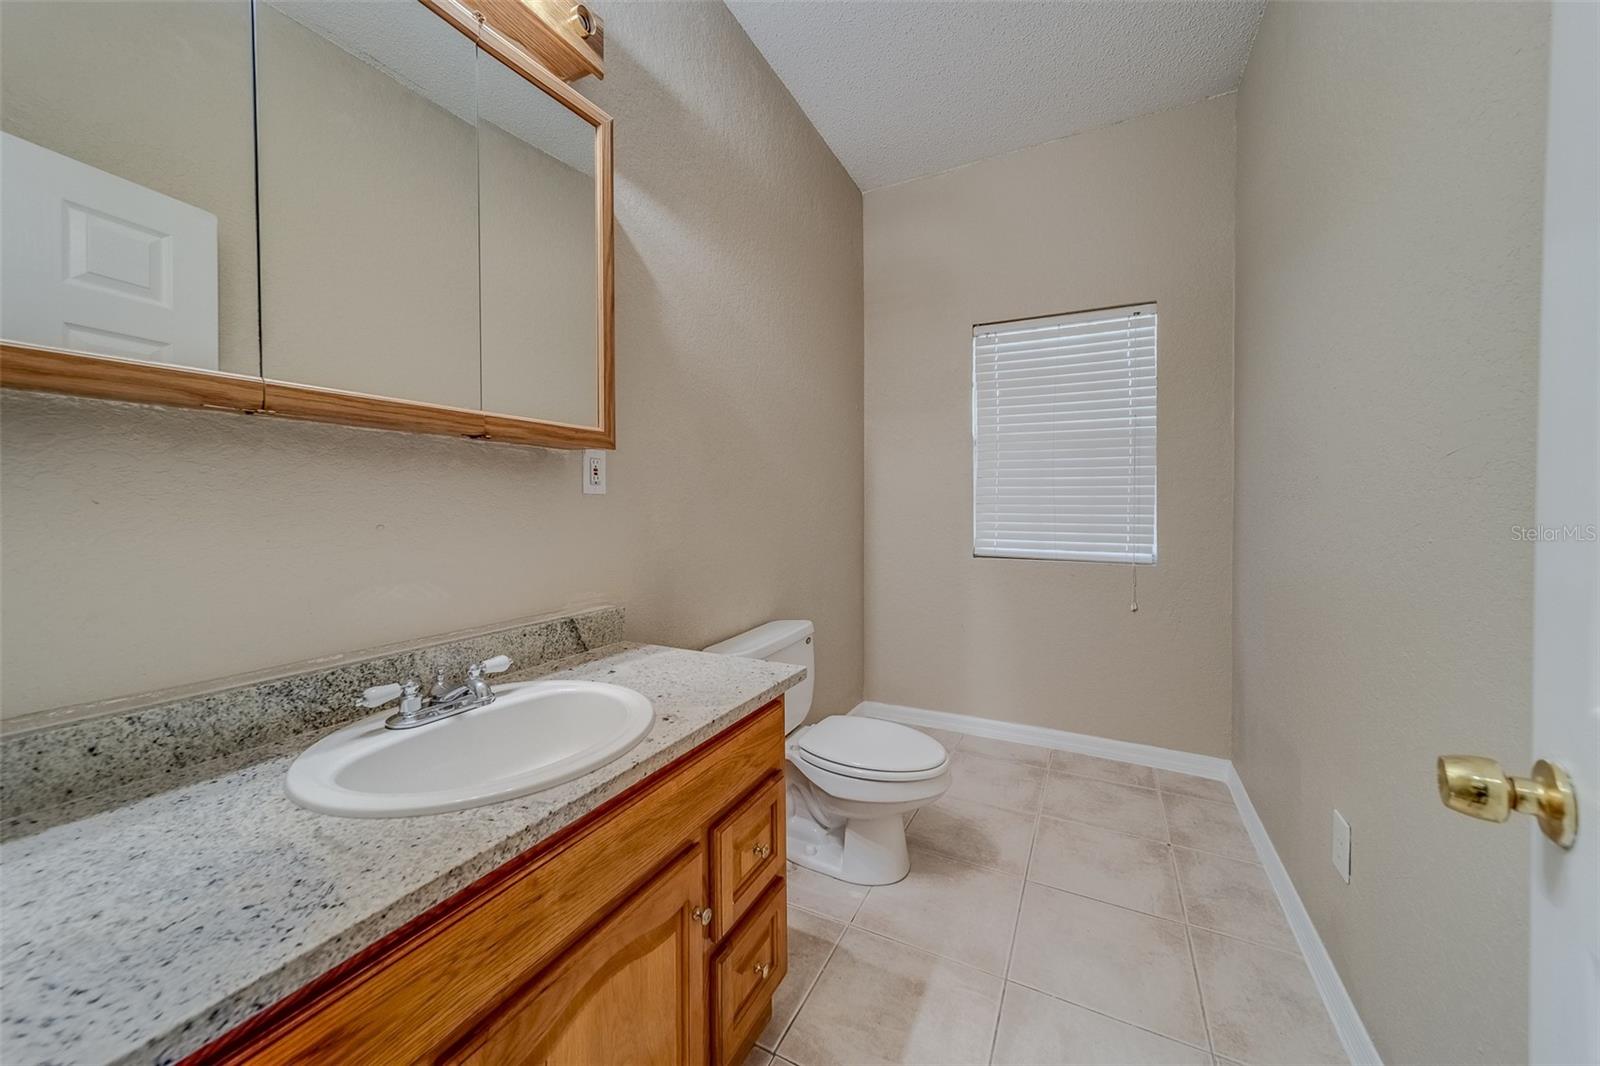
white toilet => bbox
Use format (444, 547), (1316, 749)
(706, 619), (951, 885)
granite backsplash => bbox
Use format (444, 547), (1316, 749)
(0, 606), (624, 825)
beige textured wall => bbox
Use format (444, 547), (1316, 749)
(862, 96), (1235, 756)
(0, 1), (864, 724)
(0, 0), (259, 376)
(1233, 4), (1547, 1062)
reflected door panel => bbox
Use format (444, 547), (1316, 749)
(0, 0), (257, 376)
(1, 133), (219, 369)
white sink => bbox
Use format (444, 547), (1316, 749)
(285, 680), (655, 817)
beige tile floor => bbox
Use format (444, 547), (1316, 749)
(747, 733), (1346, 1066)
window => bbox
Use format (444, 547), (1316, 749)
(973, 303), (1156, 563)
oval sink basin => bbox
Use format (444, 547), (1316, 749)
(286, 680), (654, 817)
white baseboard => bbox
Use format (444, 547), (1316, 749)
(850, 699), (1382, 1065)
(1225, 766), (1382, 1065)
(850, 700), (1232, 779)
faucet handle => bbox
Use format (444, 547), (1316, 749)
(477, 655), (512, 675)
(358, 677), (424, 709)
(358, 682), (403, 708)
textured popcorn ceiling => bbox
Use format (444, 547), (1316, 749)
(725, 0), (1264, 190)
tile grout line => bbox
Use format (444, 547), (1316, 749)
(1157, 778), (1175, 843)
(1169, 841), (1263, 867)
(906, 804), (1034, 877)
(910, 845), (1024, 878)
(1034, 806), (1171, 848)
(1156, 785), (1264, 866)
(1189, 920), (1312, 961)
(786, 900), (844, 925)
(985, 800), (1036, 1056)
(786, 874), (867, 927)
(837, 920), (1008, 982)
(1185, 922), (1218, 1060)
(899, 839), (1029, 882)
(1171, 840), (1219, 1058)
(760, 915), (848, 1056)
(1003, 974), (1215, 1058)
(848, 857), (1026, 979)
(1166, 762), (1245, 1059)
(1021, 874), (1188, 927)
(1049, 754), (1164, 793)
(945, 749), (1051, 816)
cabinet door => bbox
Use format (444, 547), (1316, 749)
(444, 847), (708, 1065)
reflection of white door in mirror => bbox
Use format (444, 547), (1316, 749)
(0, 132), (219, 370)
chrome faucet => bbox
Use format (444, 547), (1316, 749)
(358, 655), (512, 730)
(429, 668), (463, 703)
(466, 661), (495, 701)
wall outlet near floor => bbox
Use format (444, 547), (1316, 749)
(1331, 809), (1352, 883)
(583, 450), (606, 494)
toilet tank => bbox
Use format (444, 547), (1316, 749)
(705, 619), (814, 732)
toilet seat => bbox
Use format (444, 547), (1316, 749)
(792, 717), (949, 782)
(795, 747), (949, 782)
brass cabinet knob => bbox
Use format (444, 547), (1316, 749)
(752, 842), (772, 860)
(1437, 755), (1578, 848)
(692, 905), (713, 927)
(754, 961), (772, 980)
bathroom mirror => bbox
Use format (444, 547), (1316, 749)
(478, 48), (602, 427)
(0, 0), (614, 449)
(255, 0), (483, 411)
(254, 0), (614, 442)
(0, 0), (260, 378)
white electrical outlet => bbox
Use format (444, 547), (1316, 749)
(582, 450), (606, 494)
(1331, 809), (1351, 883)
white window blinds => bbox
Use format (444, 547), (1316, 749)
(973, 303), (1156, 563)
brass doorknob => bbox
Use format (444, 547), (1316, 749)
(1437, 755), (1577, 848)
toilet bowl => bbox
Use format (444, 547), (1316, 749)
(706, 620), (951, 885)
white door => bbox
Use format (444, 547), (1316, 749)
(0, 131), (218, 369)
(1528, 3), (1598, 1062)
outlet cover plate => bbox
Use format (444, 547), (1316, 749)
(1331, 809), (1351, 883)
(583, 450), (606, 494)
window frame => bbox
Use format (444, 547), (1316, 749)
(971, 301), (1158, 565)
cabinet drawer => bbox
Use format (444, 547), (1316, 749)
(712, 879), (787, 1066)
(710, 773), (784, 940)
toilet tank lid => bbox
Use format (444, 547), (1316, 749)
(704, 619), (813, 659)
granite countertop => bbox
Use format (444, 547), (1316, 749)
(0, 643), (804, 1066)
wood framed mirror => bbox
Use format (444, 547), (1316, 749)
(0, 0), (614, 450)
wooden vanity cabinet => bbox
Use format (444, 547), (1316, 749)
(444, 846), (708, 1064)
(193, 699), (788, 1066)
